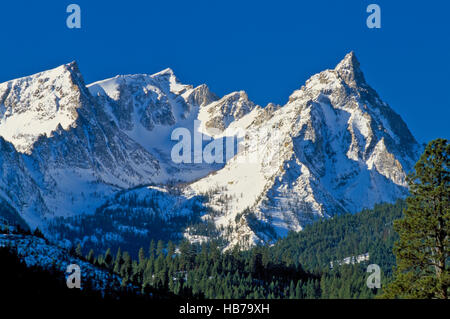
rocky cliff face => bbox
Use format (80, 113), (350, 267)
(0, 52), (421, 250)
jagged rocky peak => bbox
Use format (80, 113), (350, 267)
(0, 61), (88, 153)
(153, 67), (174, 76)
(184, 84), (219, 107)
(212, 90), (256, 116)
(187, 51), (421, 248)
(89, 69), (188, 100)
(202, 90), (258, 130)
(89, 67), (192, 100)
(334, 51), (367, 88)
(253, 102), (281, 126)
(228, 90), (250, 102)
(334, 52), (419, 163)
(87, 68), (195, 132)
(291, 51), (368, 100)
(145, 67), (177, 86)
(150, 67), (193, 94)
(288, 52), (419, 169)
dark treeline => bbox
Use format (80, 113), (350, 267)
(83, 240), (316, 299)
(0, 245), (179, 303)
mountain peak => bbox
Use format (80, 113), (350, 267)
(223, 90), (250, 102)
(334, 51), (366, 87)
(152, 67), (175, 77)
(65, 60), (78, 68)
(187, 84), (219, 106)
(0, 61), (88, 153)
(336, 51), (358, 68)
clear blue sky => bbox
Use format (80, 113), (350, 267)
(0, 0), (448, 143)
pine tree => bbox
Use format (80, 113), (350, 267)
(86, 249), (94, 263)
(120, 251), (132, 283)
(289, 280), (295, 299)
(148, 240), (155, 260)
(143, 260), (154, 287)
(295, 280), (303, 299)
(104, 248), (113, 269)
(167, 241), (175, 257)
(383, 139), (449, 299)
(166, 241), (175, 266)
(179, 240), (195, 270)
(113, 247), (122, 273)
(138, 247), (146, 267)
(75, 243), (82, 258)
(156, 240), (165, 257)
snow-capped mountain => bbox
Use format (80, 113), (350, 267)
(0, 52), (421, 250)
(187, 52), (421, 247)
(0, 62), (166, 227)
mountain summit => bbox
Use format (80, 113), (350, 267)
(0, 52), (421, 249)
(0, 61), (87, 153)
(335, 51), (367, 87)
(185, 52), (421, 247)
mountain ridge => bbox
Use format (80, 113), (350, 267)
(0, 52), (421, 250)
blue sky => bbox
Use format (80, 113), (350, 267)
(0, 0), (448, 143)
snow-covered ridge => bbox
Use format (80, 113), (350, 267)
(0, 52), (421, 251)
(0, 62), (85, 153)
(0, 233), (125, 293)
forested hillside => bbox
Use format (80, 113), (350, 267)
(1, 199), (404, 299)
(81, 200), (405, 299)
(271, 200), (405, 273)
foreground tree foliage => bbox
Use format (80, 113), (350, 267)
(383, 139), (449, 299)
